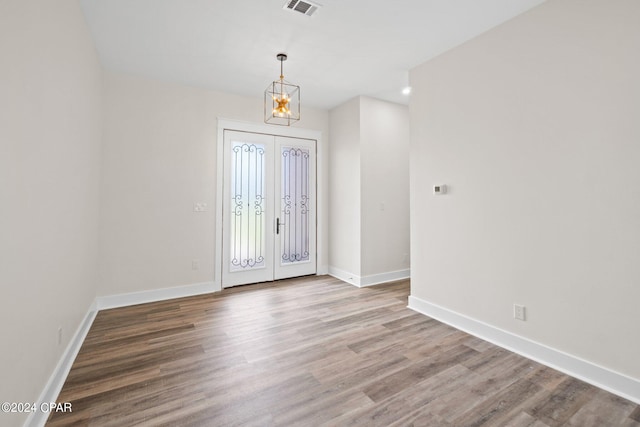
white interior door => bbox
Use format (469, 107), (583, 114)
(222, 131), (316, 287)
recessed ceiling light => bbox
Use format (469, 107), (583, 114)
(402, 87), (412, 95)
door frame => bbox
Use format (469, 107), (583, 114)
(214, 118), (324, 291)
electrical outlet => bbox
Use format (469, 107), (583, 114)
(513, 304), (526, 321)
(193, 203), (207, 212)
(57, 327), (62, 345)
(192, 259), (199, 270)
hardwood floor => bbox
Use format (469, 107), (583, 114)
(48, 276), (639, 426)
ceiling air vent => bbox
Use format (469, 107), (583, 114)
(283, 0), (320, 17)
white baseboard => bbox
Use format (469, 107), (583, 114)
(25, 301), (98, 427)
(316, 264), (329, 275)
(408, 295), (640, 405)
(328, 267), (410, 288)
(96, 281), (216, 310)
(361, 269), (410, 287)
(328, 267), (360, 286)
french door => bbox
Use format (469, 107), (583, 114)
(222, 130), (316, 287)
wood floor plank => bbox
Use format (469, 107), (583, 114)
(423, 354), (536, 421)
(525, 364), (571, 392)
(527, 377), (599, 426)
(497, 411), (551, 427)
(451, 378), (544, 426)
(564, 390), (637, 427)
(362, 343), (479, 402)
(331, 364), (477, 427)
(47, 276), (639, 426)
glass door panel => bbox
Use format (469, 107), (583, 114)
(229, 141), (266, 271)
(275, 137), (316, 280)
(222, 131), (274, 287)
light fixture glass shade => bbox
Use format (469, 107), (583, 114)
(265, 79), (300, 126)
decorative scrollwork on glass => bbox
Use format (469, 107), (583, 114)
(230, 142), (266, 271)
(280, 147), (310, 264)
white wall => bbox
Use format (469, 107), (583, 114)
(328, 98), (362, 277)
(360, 97), (410, 277)
(410, 0), (640, 384)
(329, 96), (410, 284)
(100, 71), (329, 296)
(0, 1), (102, 426)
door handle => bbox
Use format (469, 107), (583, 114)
(276, 217), (285, 234)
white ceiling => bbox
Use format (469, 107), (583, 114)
(80, 0), (546, 110)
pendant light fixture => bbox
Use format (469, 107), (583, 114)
(264, 53), (300, 126)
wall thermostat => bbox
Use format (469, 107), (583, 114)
(433, 184), (447, 195)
